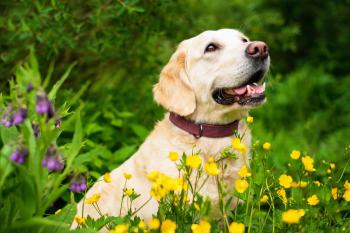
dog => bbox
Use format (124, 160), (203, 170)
(72, 28), (269, 229)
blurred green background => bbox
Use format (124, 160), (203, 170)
(1, 0), (349, 176)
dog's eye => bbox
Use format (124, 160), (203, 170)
(205, 43), (218, 53)
(242, 38), (248, 43)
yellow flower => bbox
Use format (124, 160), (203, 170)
(327, 169), (331, 174)
(148, 218), (160, 230)
(307, 194), (319, 206)
(138, 220), (146, 230)
(133, 228), (139, 233)
(85, 193), (101, 204)
(125, 188), (133, 197)
(282, 209), (305, 224)
(277, 188), (288, 204)
(186, 155), (202, 169)
(169, 151), (179, 161)
(330, 163), (336, 169)
(290, 150), (301, 160)
(301, 156), (315, 172)
(161, 219), (176, 233)
(314, 181), (321, 187)
(123, 173), (132, 180)
(238, 165), (251, 178)
(235, 179), (249, 193)
(262, 142), (271, 151)
(147, 171), (160, 181)
(344, 180), (350, 190)
(344, 190), (350, 202)
(104, 172), (112, 183)
(54, 209), (61, 215)
(279, 174), (293, 189)
(194, 202), (200, 211)
(204, 159), (220, 176)
(110, 224), (129, 233)
(191, 220), (211, 233)
(229, 222), (245, 233)
(260, 195), (269, 203)
(74, 216), (86, 225)
(332, 187), (338, 200)
(246, 116), (254, 124)
(299, 181), (308, 188)
(232, 138), (247, 155)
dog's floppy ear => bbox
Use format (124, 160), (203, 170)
(153, 49), (196, 116)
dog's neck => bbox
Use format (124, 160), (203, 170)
(169, 112), (241, 138)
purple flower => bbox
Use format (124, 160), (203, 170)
(26, 83), (33, 92)
(1, 113), (13, 128)
(69, 175), (87, 193)
(36, 94), (54, 118)
(10, 148), (29, 164)
(42, 146), (64, 171)
(13, 108), (27, 125)
(55, 117), (61, 128)
(32, 123), (40, 137)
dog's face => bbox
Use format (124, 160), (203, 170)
(154, 29), (270, 124)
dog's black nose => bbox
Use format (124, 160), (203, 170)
(246, 41), (269, 59)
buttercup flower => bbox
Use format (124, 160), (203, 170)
(123, 173), (132, 180)
(204, 158), (220, 176)
(344, 190), (350, 202)
(277, 188), (288, 204)
(125, 188), (134, 197)
(161, 219), (176, 233)
(191, 220), (211, 233)
(330, 163), (336, 169)
(149, 218), (160, 230)
(302, 156), (315, 172)
(229, 222), (245, 233)
(110, 224), (129, 233)
(104, 172), (112, 183)
(138, 220), (146, 230)
(307, 194), (319, 206)
(290, 150), (301, 160)
(246, 116), (253, 123)
(194, 202), (200, 211)
(235, 179), (249, 193)
(85, 193), (101, 204)
(232, 138), (247, 155)
(10, 148), (29, 164)
(314, 181), (321, 187)
(332, 187), (338, 200)
(74, 216), (86, 225)
(147, 171), (160, 181)
(279, 174), (293, 188)
(260, 195), (269, 203)
(186, 155), (202, 169)
(344, 180), (350, 190)
(238, 165), (251, 178)
(262, 142), (271, 151)
(169, 151), (179, 161)
(282, 209), (305, 224)
(291, 181), (308, 188)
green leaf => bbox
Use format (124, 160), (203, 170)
(0, 125), (18, 145)
(48, 62), (76, 101)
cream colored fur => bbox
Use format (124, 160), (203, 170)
(72, 29), (269, 230)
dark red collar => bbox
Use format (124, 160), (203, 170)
(169, 112), (239, 138)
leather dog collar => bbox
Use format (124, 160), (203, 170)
(169, 112), (239, 138)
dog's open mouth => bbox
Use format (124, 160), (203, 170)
(212, 70), (266, 106)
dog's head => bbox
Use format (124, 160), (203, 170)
(154, 29), (270, 124)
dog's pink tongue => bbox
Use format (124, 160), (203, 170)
(233, 84), (265, 96)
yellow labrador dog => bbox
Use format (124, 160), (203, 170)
(73, 28), (269, 228)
